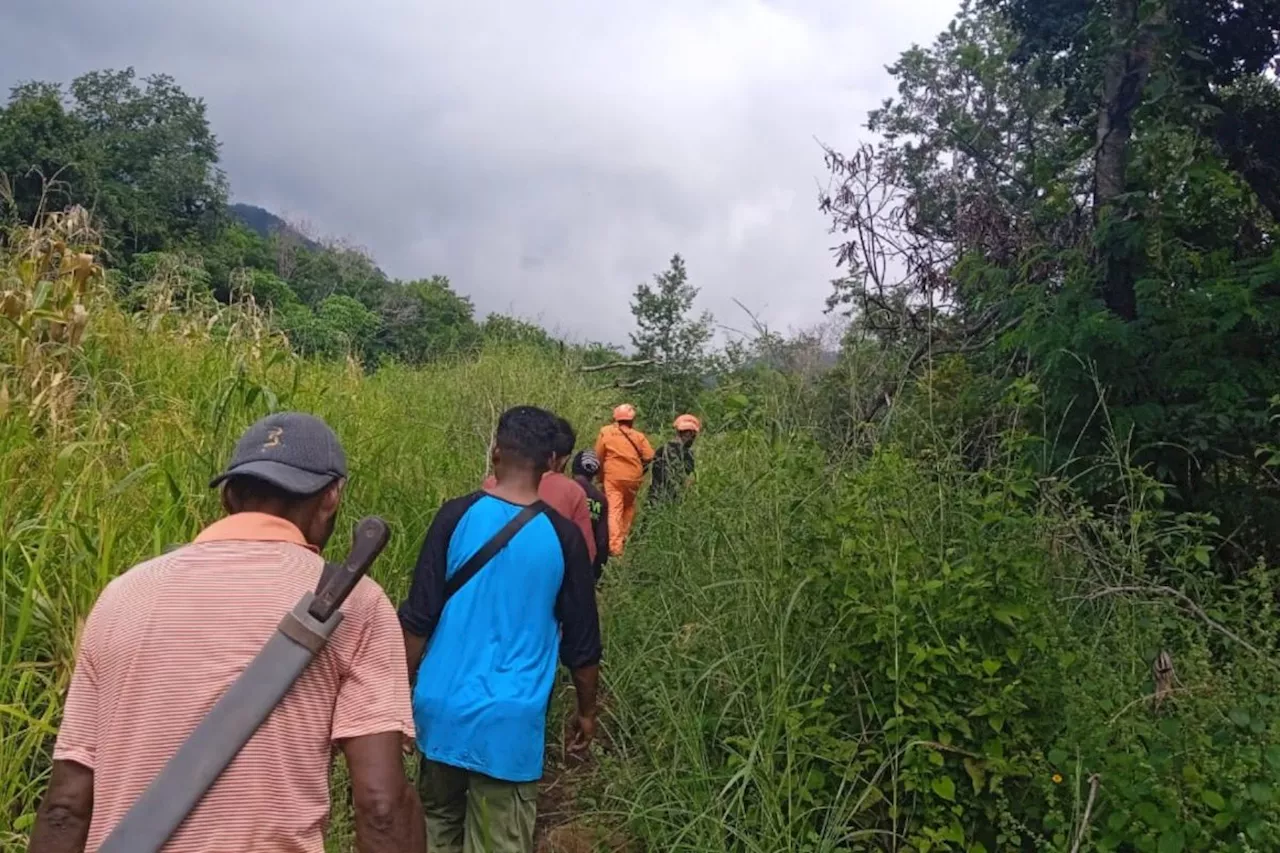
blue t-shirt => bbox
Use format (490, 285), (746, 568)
(398, 492), (600, 782)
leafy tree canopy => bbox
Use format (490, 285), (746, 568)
(0, 68), (227, 255)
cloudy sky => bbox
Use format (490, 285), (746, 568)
(1, 0), (957, 345)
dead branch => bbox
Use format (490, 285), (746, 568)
(1069, 775), (1101, 853)
(579, 359), (654, 374)
(1073, 584), (1277, 671)
(1106, 686), (1205, 726)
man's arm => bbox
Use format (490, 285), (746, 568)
(398, 499), (470, 680)
(640, 434), (656, 465)
(33, 590), (108, 853)
(568, 664), (600, 753)
(333, 591), (421, 850)
(342, 733), (425, 853)
(402, 633), (427, 684)
(552, 517), (603, 751)
(27, 761), (93, 853)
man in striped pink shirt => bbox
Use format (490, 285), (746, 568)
(28, 412), (423, 853)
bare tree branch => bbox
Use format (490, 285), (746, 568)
(579, 359), (654, 374)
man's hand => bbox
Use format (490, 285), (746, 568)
(568, 711), (597, 756)
(567, 663), (600, 761)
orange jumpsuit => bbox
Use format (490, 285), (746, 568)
(594, 423), (654, 556)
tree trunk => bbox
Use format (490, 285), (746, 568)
(1093, 0), (1166, 322)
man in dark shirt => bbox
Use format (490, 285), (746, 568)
(649, 414), (701, 505)
(571, 449), (610, 579)
(399, 406), (601, 853)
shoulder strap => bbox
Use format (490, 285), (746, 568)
(618, 427), (651, 470)
(444, 500), (548, 602)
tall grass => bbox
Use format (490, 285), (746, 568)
(600, 383), (1280, 851)
(0, 234), (611, 846)
(6, 221), (1280, 852)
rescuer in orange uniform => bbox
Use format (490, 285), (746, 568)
(594, 404), (654, 556)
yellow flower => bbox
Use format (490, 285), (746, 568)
(1052, 773), (1064, 784)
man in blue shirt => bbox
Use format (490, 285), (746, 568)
(399, 406), (601, 853)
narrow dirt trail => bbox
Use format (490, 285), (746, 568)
(534, 702), (632, 852)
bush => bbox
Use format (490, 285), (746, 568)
(601, 375), (1280, 852)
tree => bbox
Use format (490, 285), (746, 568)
(482, 313), (561, 351)
(198, 223), (275, 300)
(989, 0), (1280, 318)
(820, 0), (1280, 566)
(0, 82), (85, 224)
(0, 69), (227, 255)
(629, 254), (713, 414)
(281, 295), (381, 361)
(377, 276), (481, 363)
(286, 240), (388, 309)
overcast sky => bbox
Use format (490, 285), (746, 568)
(1, 0), (957, 345)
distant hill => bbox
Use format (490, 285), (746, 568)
(229, 203), (320, 250)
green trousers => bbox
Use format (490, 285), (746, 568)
(418, 759), (537, 853)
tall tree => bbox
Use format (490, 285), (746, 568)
(821, 0), (1280, 565)
(0, 69), (227, 255)
(0, 82), (84, 223)
(629, 254), (713, 414)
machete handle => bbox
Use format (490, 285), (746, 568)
(308, 517), (390, 622)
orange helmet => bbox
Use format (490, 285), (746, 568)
(674, 414), (701, 433)
(612, 403), (637, 422)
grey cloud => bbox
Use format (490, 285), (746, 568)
(1, 0), (959, 344)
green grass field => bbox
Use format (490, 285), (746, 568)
(0, 270), (613, 848)
(7, 233), (1280, 852)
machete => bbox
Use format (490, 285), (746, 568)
(97, 516), (391, 853)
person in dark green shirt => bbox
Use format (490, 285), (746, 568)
(649, 414), (701, 505)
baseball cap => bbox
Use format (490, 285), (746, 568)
(210, 412), (348, 495)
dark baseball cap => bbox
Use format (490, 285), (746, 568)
(210, 412), (348, 495)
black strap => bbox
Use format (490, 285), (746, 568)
(618, 427), (651, 471)
(443, 501), (548, 601)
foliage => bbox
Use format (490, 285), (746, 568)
(820, 0), (1280, 566)
(0, 206), (102, 429)
(0, 218), (609, 845)
(482, 312), (562, 352)
(0, 69), (227, 255)
(285, 239), (387, 309)
(0, 69), (562, 371)
(628, 253), (714, 416)
(602, 371), (1280, 852)
(378, 276), (481, 364)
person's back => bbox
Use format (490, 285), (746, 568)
(57, 519), (406, 851)
(481, 469), (596, 564)
(649, 439), (687, 502)
(594, 404), (655, 557)
(571, 449), (609, 578)
(650, 415), (700, 505)
(405, 492), (587, 777)
(401, 406), (600, 853)
(32, 412), (422, 853)
(594, 422), (653, 485)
